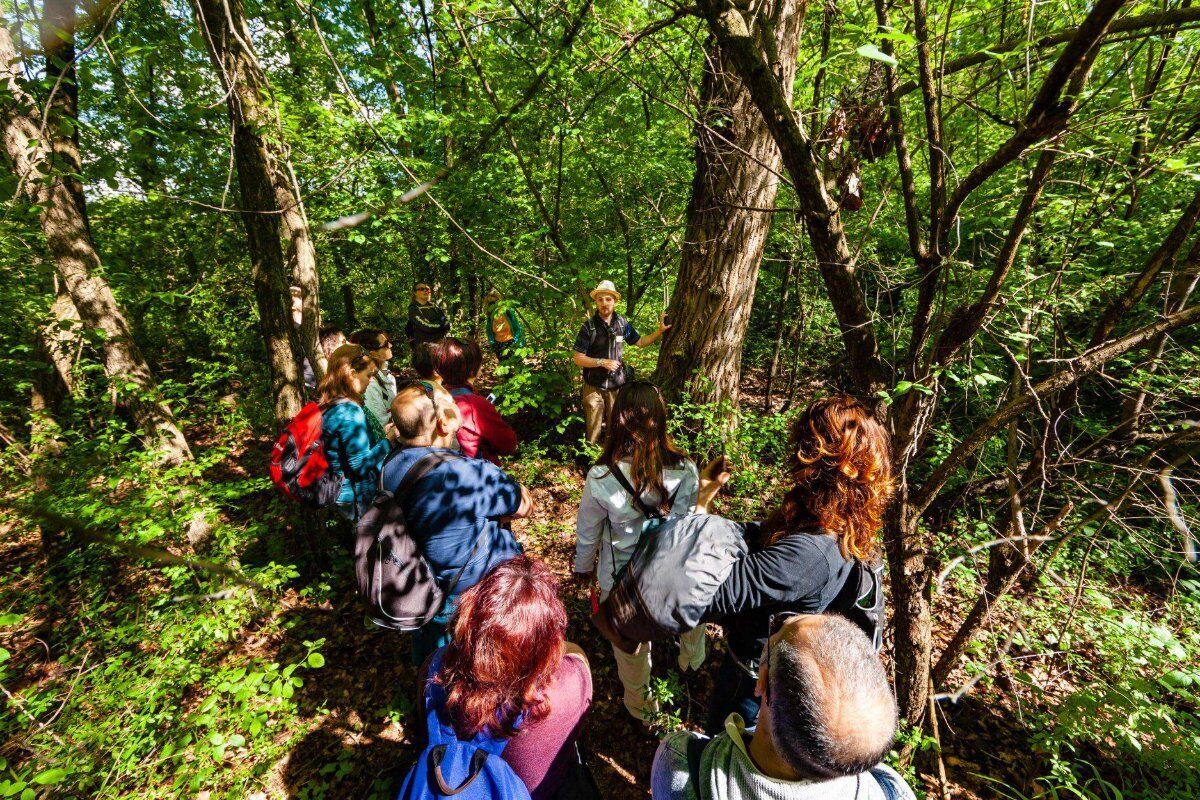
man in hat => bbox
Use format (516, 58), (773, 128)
(572, 280), (669, 443)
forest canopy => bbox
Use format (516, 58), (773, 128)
(1, 0), (1198, 797)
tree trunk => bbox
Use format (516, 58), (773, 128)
(263, 0), (327, 382)
(191, 0), (308, 420)
(0, 6), (192, 466)
(44, 280), (81, 397)
(653, 0), (805, 407)
(763, 250), (797, 411)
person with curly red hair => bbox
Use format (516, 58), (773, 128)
(417, 556), (595, 799)
(695, 394), (895, 735)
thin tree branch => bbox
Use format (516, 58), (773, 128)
(912, 302), (1200, 517)
(321, 0), (594, 231)
(893, 6), (1200, 99)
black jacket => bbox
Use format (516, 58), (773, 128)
(703, 525), (857, 665)
(405, 302), (450, 346)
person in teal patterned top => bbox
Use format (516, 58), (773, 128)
(318, 344), (398, 520)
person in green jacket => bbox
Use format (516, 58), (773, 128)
(483, 288), (525, 361)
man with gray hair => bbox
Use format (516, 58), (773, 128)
(651, 614), (914, 800)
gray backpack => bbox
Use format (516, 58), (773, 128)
(593, 513), (748, 653)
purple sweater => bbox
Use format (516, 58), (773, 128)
(419, 651), (592, 799)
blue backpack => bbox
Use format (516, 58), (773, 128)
(397, 650), (532, 800)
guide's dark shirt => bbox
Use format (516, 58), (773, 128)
(572, 312), (640, 390)
(405, 301), (450, 346)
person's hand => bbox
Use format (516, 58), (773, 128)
(696, 455), (732, 513)
(657, 312), (672, 332)
(384, 421), (399, 442)
(601, 358), (620, 372)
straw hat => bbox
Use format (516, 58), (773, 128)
(589, 280), (621, 302)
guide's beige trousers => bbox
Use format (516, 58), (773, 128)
(581, 382), (617, 444)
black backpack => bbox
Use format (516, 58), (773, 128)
(829, 559), (886, 652)
(594, 513), (748, 654)
(355, 451), (486, 631)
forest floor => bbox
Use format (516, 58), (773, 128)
(244, 469), (1037, 800)
(0, 365), (1113, 799)
(232, 358), (1037, 800)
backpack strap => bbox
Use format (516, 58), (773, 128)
(602, 463), (679, 587)
(429, 747), (488, 796)
(439, 519), (491, 608)
(830, 557), (885, 652)
(379, 449), (487, 616)
(858, 559), (885, 652)
(607, 463), (677, 522)
(379, 449), (460, 499)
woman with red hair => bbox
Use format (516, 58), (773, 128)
(696, 394), (895, 735)
(418, 556), (595, 799)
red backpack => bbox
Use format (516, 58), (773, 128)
(269, 402), (344, 507)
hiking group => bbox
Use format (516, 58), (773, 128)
(270, 279), (917, 800)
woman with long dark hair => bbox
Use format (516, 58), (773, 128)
(573, 380), (705, 724)
(318, 344), (397, 520)
(418, 556), (594, 799)
(697, 394), (895, 734)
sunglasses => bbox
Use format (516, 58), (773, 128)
(415, 286), (432, 292)
(372, 339), (392, 350)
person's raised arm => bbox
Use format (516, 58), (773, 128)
(695, 456), (731, 513)
(704, 535), (829, 620)
(512, 483), (534, 519)
(631, 313), (671, 348)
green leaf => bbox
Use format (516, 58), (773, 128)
(306, 652), (325, 669)
(0, 614), (21, 626)
(856, 44), (898, 68)
(1160, 670), (1193, 689)
(32, 769), (66, 785)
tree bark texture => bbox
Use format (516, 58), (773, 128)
(0, 7), (192, 466)
(695, 0), (889, 399)
(191, 0), (309, 420)
(653, 0), (805, 407)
